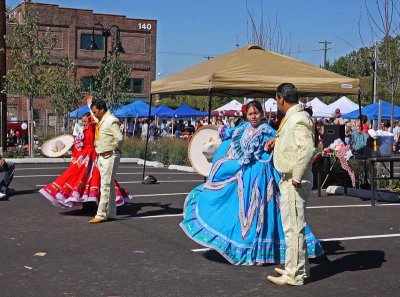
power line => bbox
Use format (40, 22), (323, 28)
(158, 51), (219, 57)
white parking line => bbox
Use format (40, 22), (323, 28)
(308, 204), (400, 209)
(320, 233), (400, 241)
(15, 165), (144, 170)
(18, 172), (198, 178)
(134, 193), (189, 197)
(121, 203), (400, 221)
(191, 233), (400, 252)
(131, 214), (183, 219)
(36, 180), (203, 186)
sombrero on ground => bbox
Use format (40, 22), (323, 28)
(188, 125), (221, 176)
(42, 135), (74, 157)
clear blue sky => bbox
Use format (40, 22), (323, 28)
(7, 0), (380, 78)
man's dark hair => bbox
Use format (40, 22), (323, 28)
(91, 99), (108, 111)
(246, 100), (264, 114)
(276, 83), (299, 104)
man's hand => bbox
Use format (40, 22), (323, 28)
(264, 137), (276, 152)
(292, 179), (302, 189)
(0, 158), (5, 166)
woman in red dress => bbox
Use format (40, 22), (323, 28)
(40, 113), (131, 210)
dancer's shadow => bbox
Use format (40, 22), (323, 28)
(202, 250), (231, 265)
(0, 189), (38, 201)
(118, 202), (182, 218)
(62, 202), (183, 218)
(308, 241), (386, 283)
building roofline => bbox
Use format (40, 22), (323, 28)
(11, 2), (156, 22)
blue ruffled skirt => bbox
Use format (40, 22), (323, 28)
(180, 141), (324, 265)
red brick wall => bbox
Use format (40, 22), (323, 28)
(5, 2), (157, 121)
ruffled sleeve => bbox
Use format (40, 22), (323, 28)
(218, 124), (237, 140)
(230, 122), (275, 165)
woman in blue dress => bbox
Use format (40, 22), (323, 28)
(180, 101), (323, 265)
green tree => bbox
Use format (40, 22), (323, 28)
(50, 57), (84, 132)
(92, 53), (131, 109)
(2, 1), (57, 156)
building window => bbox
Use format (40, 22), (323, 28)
(81, 76), (95, 92)
(125, 78), (144, 94)
(33, 109), (40, 121)
(80, 34), (104, 50)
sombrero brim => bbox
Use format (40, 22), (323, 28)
(188, 125), (221, 177)
(42, 134), (75, 157)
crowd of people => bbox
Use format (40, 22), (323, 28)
(313, 114), (400, 152)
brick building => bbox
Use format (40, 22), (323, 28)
(6, 2), (157, 124)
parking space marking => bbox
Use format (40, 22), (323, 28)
(133, 193), (189, 197)
(191, 233), (400, 252)
(308, 204), (400, 209)
(130, 214), (183, 219)
(36, 180), (203, 186)
(121, 203), (400, 221)
(18, 172), (198, 178)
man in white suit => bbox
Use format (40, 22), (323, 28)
(266, 83), (315, 286)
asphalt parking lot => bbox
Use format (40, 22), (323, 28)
(0, 163), (399, 297)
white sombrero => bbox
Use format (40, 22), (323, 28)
(42, 135), (74, 157)
(188, 125), (222, 177)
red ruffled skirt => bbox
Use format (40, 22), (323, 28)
(39, 147), (132, 210)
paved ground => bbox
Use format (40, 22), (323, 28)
(0, 163), (399, 297)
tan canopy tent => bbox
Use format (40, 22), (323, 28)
(151, 45), (359, 97)
(144, 45), (361, 183)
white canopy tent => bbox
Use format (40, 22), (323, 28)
(327, 96), (359, 115)
(305, 97), (331, 118)
(263, 98), (277, 112)
(214, 99), (242, 112)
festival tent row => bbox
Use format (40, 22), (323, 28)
(70, 100), (206, 119)
(342, 100), (400, 120)
(304, 96), (359, 118)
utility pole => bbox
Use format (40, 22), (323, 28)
(0, 0), (7, 151)
(372, 42), (378, 104)
(319, 40), (331, 68)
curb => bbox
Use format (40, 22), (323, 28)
(168, 165), (195, 173)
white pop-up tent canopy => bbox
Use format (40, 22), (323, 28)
(305, 97), (331, 118)
(214, 99), (242, 112)
(327, 96), (359, 116)
(263, 98), (277, 112)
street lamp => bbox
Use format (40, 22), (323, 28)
(87, 23), (125, 58)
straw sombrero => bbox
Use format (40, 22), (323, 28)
(42, 135), (74, 157)
(188, 125), (221, 176)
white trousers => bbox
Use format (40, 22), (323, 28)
(95, 152), (120, 219)
(279, 171), (312, 285)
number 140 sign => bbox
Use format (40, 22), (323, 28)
(138, 23), (152, 30)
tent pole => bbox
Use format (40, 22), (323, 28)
(142, 94), (154, 183)
(357, 91), (362, 122)
(208, 89), (212, 124)
(124, 117), (127, 139)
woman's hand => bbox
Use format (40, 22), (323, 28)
(264, 137), (276, 152)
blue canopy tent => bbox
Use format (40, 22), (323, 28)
(113, 100), (151, 118)
(342, 100), (400, 120)
(151, 104), (175, 117)
(69, 105), (90, 118)
(170, 103), (207, 118)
